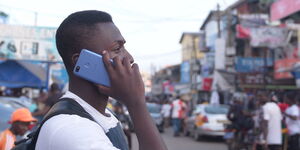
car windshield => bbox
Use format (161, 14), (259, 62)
(147, 104), (161, 113)
(204, 105), (229, 114)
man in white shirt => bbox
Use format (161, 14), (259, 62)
(35, 10), (167, 150)
(284, 92), (300, 150)
(171, 97), (186, 136)
(161, 101), (171, 128)
(259, 93), (282, 150)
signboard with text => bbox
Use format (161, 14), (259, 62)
(250, 27), (289, 48)
(180, 61), (190, 83)
(274, 59), (300, 79)
(271, 0), (300, 21)
(0, 24), (60, 61)
(235, 57), (273, 73)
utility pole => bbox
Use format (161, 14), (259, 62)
(34, 12), (38, 26)
(217, 3), (221, 38)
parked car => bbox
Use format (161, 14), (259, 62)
(184, 104), (229, 141)
(146, 103), (164, 132)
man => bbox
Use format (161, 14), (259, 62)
(0, 108), (37, 150)
(32, 83), (63, 122)
(171, 96), (186, 136)
(35, 10), (167, 150)
(161, 100), (171, 128)
(227, 96), (246, 131)
(283, 92), (300, 150)
(259, 92), (282, 150)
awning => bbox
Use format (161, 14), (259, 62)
(0, 60), (57, 88)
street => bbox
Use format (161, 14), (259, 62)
(131, 127), (227, 150)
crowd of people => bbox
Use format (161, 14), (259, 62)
(227, 91), (300, 150)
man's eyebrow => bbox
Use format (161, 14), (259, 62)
(114, 40), (126, 44)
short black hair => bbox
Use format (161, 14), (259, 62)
(56, 10), (113, 73)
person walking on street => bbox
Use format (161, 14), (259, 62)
(259, 93), (282, 150)
(171, 96), (186, 137)
(161, 100), (171, 128)
(283, 92), (300, 150)
(0, 108), (37, 150)
(34, 10), (167, 150)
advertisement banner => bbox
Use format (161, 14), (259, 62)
(162, 80), (174, 94)
(235, 57), (273, 73)
(250, 27), (289, 48)
(274, 59), (300, 79)
(238, 14), (268, 28)
(238, 73), (273, 85)
(202, 78), (213, 91)
(271, 0), (300, 21)
(215, 38), (226, 70)
(236, 24), (250, 39)
(180, 61), (190, 83)
(0, 24), (60, 61)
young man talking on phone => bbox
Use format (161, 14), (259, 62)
(35, 10), (167, 150)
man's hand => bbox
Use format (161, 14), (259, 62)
(97, 50), (145, 107)
(97, 51), (167, 150)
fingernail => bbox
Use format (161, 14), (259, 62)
(102, 50), (107, 54)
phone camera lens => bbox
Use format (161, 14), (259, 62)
(75, 66), (80, 72)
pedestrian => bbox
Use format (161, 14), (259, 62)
(114, 103), (132, 149)
(0, 108), (37, 150)
(171, 96), (186, 136)
(32, 83), (63, 122)
(283, 92), (300, 150)
(161, 100), (171, 128)
(259, 92), (282, 150)
(33, 10), (166, 150)
(252, 97), (264, 150)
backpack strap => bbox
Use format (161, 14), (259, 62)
(27, 98), (94, 149)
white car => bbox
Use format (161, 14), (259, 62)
(184, 104), (229, 141)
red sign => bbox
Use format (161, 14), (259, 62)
(236, 24), (250, 39)
(202, 78), (213, 91)
(271, 0), (300, 21)
(274, 59), (300, 79)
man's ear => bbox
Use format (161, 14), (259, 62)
(71, 53), (80, 66)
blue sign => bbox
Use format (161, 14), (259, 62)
(180, 61), (190, 83)
(235, 57), (273, 73)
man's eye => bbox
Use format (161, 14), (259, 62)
(112, 48), (121, 53)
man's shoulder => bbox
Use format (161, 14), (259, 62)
(36, 114), (115, 150)
(42, 114), (100, 132)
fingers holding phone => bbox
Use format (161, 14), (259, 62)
(100, 50), (145, 106)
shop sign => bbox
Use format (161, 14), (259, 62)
(250, 27), (289, 48)
(180, 61), (190, 83)
(271, 0), (300, 21)
(0, 24), (59, 61)
(274, 59), (300, 79)
(238, 73), (273, 85)
(235, 57), (273, 73)
(202, 78), (213, 91)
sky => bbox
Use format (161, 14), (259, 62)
(0, 0), (238, 73)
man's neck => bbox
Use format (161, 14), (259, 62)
(69, 78), (108, 115)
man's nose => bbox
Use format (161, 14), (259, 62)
(124, 50), (134, 64)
